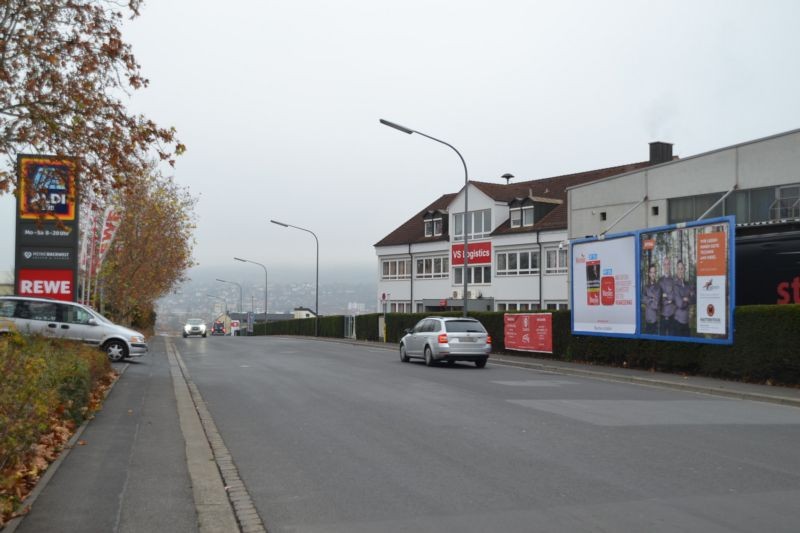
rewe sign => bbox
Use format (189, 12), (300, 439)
(17, 269), (75, 301)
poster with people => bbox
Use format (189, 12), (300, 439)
(638, 216), (734, 344)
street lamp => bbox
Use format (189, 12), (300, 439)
(234, 257), (268, 332)
(380, 118), (470, 317)
(215, 278), (243, 314)
(270, 219), (319, 336)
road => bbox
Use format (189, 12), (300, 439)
(12, 335), (800, 532)
(177, 336), (800, 532)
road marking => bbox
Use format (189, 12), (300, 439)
(492, 379), (578, 387)
(507, 399), (800, 426)
(167, 339), (266, 532)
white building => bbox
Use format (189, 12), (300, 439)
(567, 129), (800, 305)
(375, 153), (666, 313)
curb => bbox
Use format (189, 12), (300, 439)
(3, 363), (130, 533)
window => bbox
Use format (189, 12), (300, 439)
(453, 209), (491, 240)
(545, 302), (569, 310)
(510, 208), (521, 228)
(496, 250), (540, 276)
(389, 302), (412, 313)
(60, 304), (93, 325)
(416, 255), (449, 279)
(381, 259), (411, 280)
(423, 216), (443, 237)
(522, 206), (534, 226)
(775, 186), (800, 218)
(497, 302), (541, 311)
(453, 265), (491, 285)
(545, 248), (568, 274)
(0, 300), (15, 318)
(23, 301), (57, 321)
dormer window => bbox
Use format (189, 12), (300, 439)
(423, 212), (444, 237)
(509, 199), (535, 228)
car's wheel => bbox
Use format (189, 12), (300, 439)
(202, 332), (207, 338)
(182, 332), (187, 338)
(475, 358), (488, 368)
(424, 346), (434, 367)
(399, 344), (410, 362)
(104, 340), (128, 362)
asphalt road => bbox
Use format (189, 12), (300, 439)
(173, 336), (800, 533)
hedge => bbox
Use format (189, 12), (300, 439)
(1, 334), (112, 523)
(259, 305), (800, 385)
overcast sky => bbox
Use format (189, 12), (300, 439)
(3, 0), (800, 284)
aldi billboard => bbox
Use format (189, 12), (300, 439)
(15, 155), (79, 301)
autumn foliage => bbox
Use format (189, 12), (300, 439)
(100, 169), (197, 327)
(0, 0), (184, 198)
(0, 334), (115, 526)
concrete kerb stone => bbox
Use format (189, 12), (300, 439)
(3, 363), (131, 533)
(272, 335), (800, 409)
(167, 340), (268, 533)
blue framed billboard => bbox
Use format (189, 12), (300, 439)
(571, 216), (735, 345)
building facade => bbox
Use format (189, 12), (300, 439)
(375, 155), (664, 313)
(567, 129), (800, 305)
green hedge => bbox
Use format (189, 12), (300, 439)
(1, 334), (111, 521)
(259, 316), (345, 338)
(259, 305), (800, 385)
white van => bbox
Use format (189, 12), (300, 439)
(0, 296), (148, 362)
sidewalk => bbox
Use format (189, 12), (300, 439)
(301, 336), (800, 408)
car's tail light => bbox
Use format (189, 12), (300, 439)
(486, 336), (492, 345)
(437, 333), (448, 344)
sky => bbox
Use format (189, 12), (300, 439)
(3, 0), (800, 285)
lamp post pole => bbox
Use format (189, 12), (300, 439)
(215, 278), (243, 314)
(234, 257), (268, 333)
(270, 220), (319, 335)
(380, 119), (470, 317)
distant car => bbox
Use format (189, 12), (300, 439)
(210, 322), (226, 336)
(399, 316), (491, 368)
(0, 296), (148, 362)
(183, 318), (207, 338)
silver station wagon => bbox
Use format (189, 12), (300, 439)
(399, 316), (492, 368)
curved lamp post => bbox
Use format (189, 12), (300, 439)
(380, 118), (470, 317)
(215, 278), (243, 314)
(270, 219), (319, 336)
(234, 257), (268, 331)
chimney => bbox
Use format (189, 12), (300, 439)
(649, 142), (673, 165)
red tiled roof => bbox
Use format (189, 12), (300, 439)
(374, 193), (456, 247)
(375, 161), (652, 246)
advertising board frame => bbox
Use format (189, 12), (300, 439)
(570, 231), (640, 339)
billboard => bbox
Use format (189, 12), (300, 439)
(639, 217), (734, 344)
(736, 229), (800, 305)
(571, 235), (638, 336)
(570, 216), (735, 345)
(504, 313), (553, 353)
(15, 155), (79, 302)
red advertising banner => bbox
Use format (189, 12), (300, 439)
(17, 268), (75, 301)
(504, 313), (553, 353)
(451, 241), (492, 265)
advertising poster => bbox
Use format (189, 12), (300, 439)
(504, 313), (553, 353)
(639, 216), (733, 344)
(15, 155), (79, 302)
(571, 235), (637, 336)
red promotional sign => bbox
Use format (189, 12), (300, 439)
(17, 269), (75, 301)
(504, 313), (553, 353)
(451, 241), (492, 265)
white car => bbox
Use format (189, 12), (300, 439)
(399, 316), (491, 368)
(0, 296), (148, 362)
(183, 318), (207, 338)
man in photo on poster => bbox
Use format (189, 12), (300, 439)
(658, 255), (676, 336)
(642, 263), (660, 334)
(673, 259), (696, 337)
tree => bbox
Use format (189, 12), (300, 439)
(0, 0), (184, 198)
(99, 168), (196, 327)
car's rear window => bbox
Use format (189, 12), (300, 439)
(444, 320), (486, 333)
